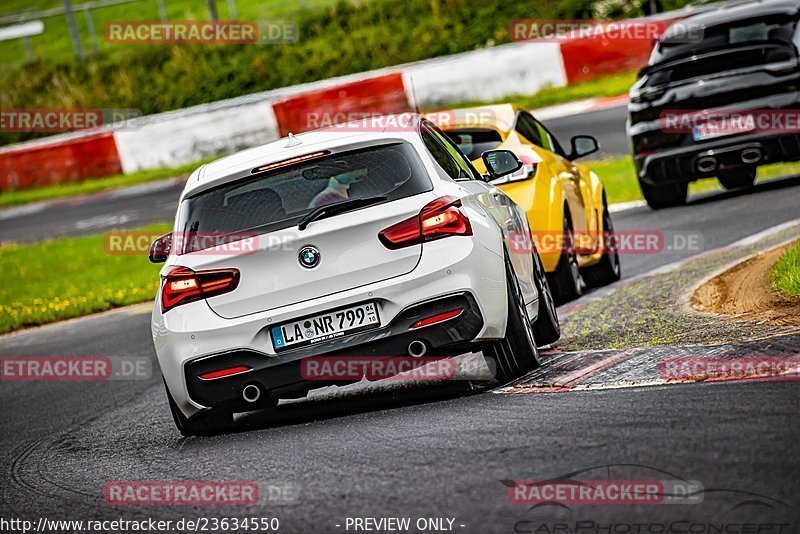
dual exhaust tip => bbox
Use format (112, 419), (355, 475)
(741, 148), (762, 164)
(696, 156), (718, 173)
(407, 340), (428, 358)
(242, 383), (261, 403)
(695, 148), (762, 173)
(241, 339), (429, 402)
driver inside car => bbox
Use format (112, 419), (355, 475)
(308, 168), (367, 209)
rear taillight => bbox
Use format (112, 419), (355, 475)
(378, 195), (472, 250)
(161, 266), (240, 313)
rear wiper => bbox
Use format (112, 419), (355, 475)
(297, 195), (387, 231)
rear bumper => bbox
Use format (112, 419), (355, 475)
(152, 235), (511, 418)
(634, 131), (800, 185)
(184, 293), (483, 411)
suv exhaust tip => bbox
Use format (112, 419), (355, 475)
(408, 340), (428, 357)
(242, 384), (262, 403)
(741, 148), (762, 164)
(696, 156), (717, 173)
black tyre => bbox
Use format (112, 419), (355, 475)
(639, 175), (688, 209)
(546, 211), (584, 304)
(531, 250), (560, 346)
(165, 380), (233, 436)
(718, 169), (756, 190)
(484, 255), (541, 382)
(581, 196), (622, 287)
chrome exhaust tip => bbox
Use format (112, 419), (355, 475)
(242, 384), (261, 403)
(408, 340), (428, 358)
(741, 148), (762, 164)
(696, 156), (717, 173)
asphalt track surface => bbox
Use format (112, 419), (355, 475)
(3, 107), (800, 531)
(546, 104), (630, 157)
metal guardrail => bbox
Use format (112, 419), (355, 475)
(1, 0), (321, 63)
(0, 0), (141, 25)
(0, 0), (150, 62)
(0, 20), (44, 60)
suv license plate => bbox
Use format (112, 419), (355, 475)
(693, 118), (755, 141)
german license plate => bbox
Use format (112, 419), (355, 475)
(271, 302), (379, 351)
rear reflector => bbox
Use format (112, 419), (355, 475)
(378, 195), (472, 250)
(410, 308), (463, 329)
(199, 365), (252, 381)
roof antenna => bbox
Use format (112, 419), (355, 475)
(285, 132), (302, 148)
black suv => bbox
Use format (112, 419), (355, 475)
(627, 0), (800, 208)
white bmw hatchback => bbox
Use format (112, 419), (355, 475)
(150, 114), (559, 435)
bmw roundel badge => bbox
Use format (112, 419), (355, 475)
(298, 246), (321, 269)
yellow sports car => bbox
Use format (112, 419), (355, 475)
(435, 104), (620, 302)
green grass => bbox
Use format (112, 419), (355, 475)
(0, 157), (215, 208)
(584, 157), (800, 205)
(772, 241), (800, 297)
(431, 70), (638, 112)
(0, 223), (169, 333)
(0, 0), (353, 66)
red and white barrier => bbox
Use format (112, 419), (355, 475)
(0, 132), (121, 191)
(0, 15), (685, 192)
(272, 72), (410, 137)
(113, 100), (279, 174)
(557, 17), (681, 84)
(403, 41), (566, 107)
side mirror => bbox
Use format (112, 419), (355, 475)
(482, 150), (523, 179)
(568, 135), (599, 160)
(148, 233), (172, 263)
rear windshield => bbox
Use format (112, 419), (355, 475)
(443, 128), (503, 160)
(652, 15), (798, 64)
(176, 142), (432, 253)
